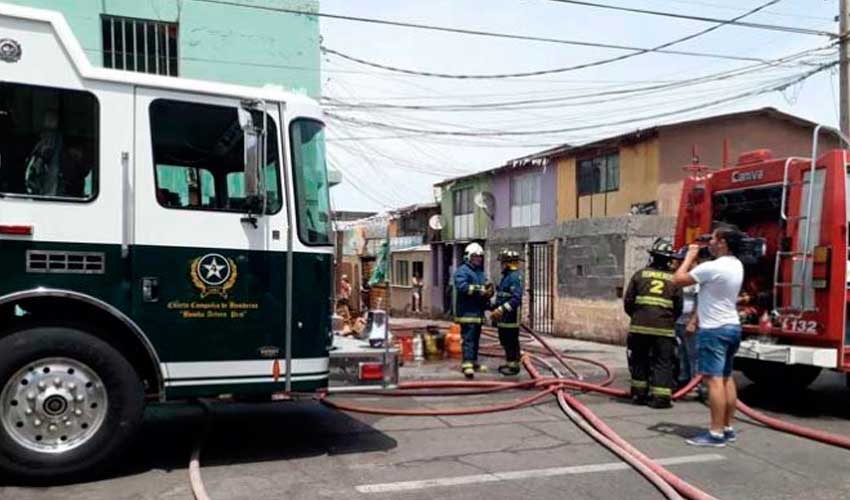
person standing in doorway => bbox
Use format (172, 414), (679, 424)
(673, 228), (744, 447)
(411, 272), (423, 313)
(490, 249), (523, 376)
(453, 243), (493, 379)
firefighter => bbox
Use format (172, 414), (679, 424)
(490, 249), (524, 376)
(453, 242), (494, 379)
(623, 237), (683, 409)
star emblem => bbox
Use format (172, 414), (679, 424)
(203, 258), (225, 281)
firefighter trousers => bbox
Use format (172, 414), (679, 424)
(627, 332), (675, 401)
(460, 323), (482, 362)
(498, 327), (520, 362)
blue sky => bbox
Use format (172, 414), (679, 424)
(319, 0), (839, 212)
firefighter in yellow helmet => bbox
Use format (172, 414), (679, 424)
(623, 237), (683, 408)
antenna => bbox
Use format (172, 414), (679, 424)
(474, 191), (496, 219)
(428, 214), (443, 231)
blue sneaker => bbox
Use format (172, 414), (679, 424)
(724, 428), (737, 443)
(686, 431), (726, 448)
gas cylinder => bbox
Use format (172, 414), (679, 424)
(445, 325), (462, 359)
(400, 336), (414, 362)
(413, 334), (424, 362)
(424, 332), (441, 361)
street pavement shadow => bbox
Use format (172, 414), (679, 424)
(646, 422), (705, 439)
(0, 399), (397, 486)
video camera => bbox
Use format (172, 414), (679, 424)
(692, 233), (767, 264)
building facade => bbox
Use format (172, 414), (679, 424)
(435, 108), (836, 343)
(5, 0), (321, 96)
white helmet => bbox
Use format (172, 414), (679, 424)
(464, 242), (485, 261)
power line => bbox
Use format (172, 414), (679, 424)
(326, 60), (837, 137)
(541, 0), (836, 37)
(194, 0), (793, 65)
(319, 0), (821, 79)
(322, 45), (835, 110)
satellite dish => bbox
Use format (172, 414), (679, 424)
(428, 214), (443, 231)
(474, 192), (496, 219)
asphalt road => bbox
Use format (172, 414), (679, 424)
(3, 339), (850, 500)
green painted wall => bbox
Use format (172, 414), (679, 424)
(5, 0), (320, 97)
(439, 176), (491, 241)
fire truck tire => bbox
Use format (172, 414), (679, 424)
(738, 359), (822, 390)
(0, 326), (145, 484)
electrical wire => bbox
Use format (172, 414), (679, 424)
(322, 45), (836, 111)
(195, 0), (793, 66)
(540, 0), (836, 37)
(326, 60), (837, 138)
(319, 0), (824, 80)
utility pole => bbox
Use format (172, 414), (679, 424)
(840, 0), (850, 136)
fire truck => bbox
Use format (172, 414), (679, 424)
(674, 125), (850, 390)
(0, 4), (396, 482)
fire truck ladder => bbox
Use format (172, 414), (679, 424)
(773, 125), (850, 324)
(772, 156), (816, 317)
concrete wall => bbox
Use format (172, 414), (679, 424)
(553, 215), (675, 344)
(7, 0), (320, 96)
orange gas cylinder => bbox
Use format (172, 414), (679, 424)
(399, 336), (414, 362)
(446, 325), (462, 359)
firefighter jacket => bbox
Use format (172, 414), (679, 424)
(624, 266), (683, 337)
(493, 269), (523, 328)
(453, 261), (489, 323)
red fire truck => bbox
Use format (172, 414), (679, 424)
(674, 125), (850, 389)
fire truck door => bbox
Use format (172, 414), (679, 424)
(130, 89), (288, 390)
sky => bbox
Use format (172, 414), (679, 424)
(318, 0), (840, 212)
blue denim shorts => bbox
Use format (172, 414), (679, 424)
(698, 325), (741, 377)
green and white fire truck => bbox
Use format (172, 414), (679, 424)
(0, 4), (397, 482)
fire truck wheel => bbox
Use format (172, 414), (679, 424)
(738, 359), (822, 391)
(0, 326), (144, 483)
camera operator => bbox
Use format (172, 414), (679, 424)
(672, 227), (744, 447)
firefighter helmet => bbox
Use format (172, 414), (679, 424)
(498, 249), (521, 262)
(648, 237), (675, 258)
(464, 242), (485, 261)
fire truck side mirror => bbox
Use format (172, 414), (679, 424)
(238, 106), (266, 217)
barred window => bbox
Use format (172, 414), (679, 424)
(102, 15), (178, 76)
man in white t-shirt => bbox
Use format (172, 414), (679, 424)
(672, 228), (744, 447)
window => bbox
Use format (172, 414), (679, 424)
(453, 188), (474, 239)
(453, 188), (473, 215)
(510, 172), (541, 227)
(102, 15), (178, 76)
(577, 153), (619, 196)
(291, 119), (331, 245)
(395, 260), (410, 286)
(0, 82), (99, 200)
(149, 99), (281, 213)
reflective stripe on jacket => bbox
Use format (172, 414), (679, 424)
(453, 261), (488, 323)
(623, 266), (682, 337)
(494, 269), (522, 328)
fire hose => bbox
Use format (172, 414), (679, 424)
(191, 325), (850, 500)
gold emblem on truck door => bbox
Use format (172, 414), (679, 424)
(190, 253), (238, 298)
